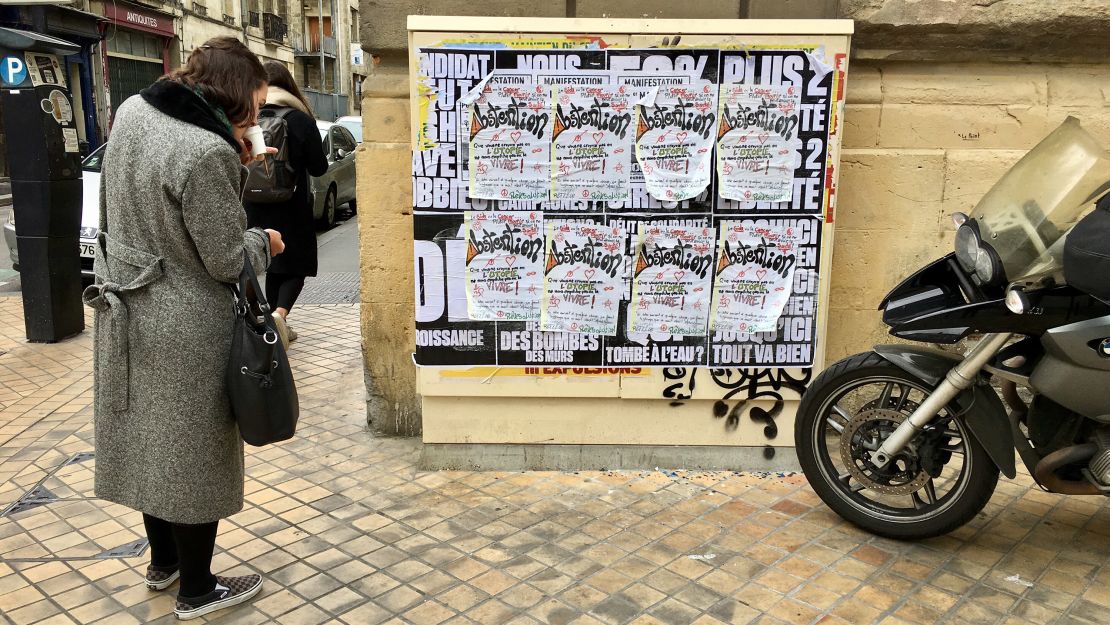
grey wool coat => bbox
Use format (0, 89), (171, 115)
(85, 82), (270, 524)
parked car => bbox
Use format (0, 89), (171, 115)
(335, 115), (363, 143)
(312, 120), (358, 228)
(3, 145), (102, 280)
(4, 122), (359, 273)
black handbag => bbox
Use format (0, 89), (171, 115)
(227, 254), (299, 446)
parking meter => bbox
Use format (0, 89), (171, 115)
(0, 28), (83, 342)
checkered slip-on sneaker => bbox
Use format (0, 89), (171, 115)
(145, 565), (180, 590)
(173, 574), (263, 620)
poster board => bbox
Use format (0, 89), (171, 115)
(409, 17), (852, 452)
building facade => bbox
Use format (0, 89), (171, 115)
(356, 0), (1110, 466)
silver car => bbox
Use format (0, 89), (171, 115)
(3, 145), (102, 280)
(311, 120), (358, 228)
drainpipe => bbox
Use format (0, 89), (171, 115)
(331, 0), (338, 117)
(317, 0), (324, 103)
(241, 0), (250, 45)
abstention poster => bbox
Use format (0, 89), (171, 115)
(413, 46), (837, 367)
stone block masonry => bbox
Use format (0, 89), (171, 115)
(357, 0), (1110, 434)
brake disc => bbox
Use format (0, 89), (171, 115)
(839, 408), (932, 496)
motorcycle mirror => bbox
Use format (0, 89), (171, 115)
(952, 212), (969, 227)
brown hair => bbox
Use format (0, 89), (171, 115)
(170, 37), (267, 126)
(262, 60), (313, 116)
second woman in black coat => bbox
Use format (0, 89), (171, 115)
(245, 61), (328, 344)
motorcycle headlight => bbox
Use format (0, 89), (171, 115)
(954, 223), (980, 273)
(953, 220), (1004, 287)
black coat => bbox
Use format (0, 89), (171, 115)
(245, 105), (328, 276)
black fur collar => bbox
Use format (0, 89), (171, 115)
(140, 79), (241, 153)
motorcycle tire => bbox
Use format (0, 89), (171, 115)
(796, 351), (1000, 540)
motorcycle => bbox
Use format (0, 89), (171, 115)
(796, 117), (1110, 539)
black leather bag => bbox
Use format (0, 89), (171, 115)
(227, 254), (299, 446)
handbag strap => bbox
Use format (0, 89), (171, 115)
(232, 252), (272, 320)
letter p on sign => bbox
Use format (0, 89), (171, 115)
(1, 56), (27, 87)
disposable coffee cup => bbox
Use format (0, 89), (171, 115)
(244, 125), (266, 158)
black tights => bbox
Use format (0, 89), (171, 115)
(266, 272), (306, 312)
(143, 514), (219, 597)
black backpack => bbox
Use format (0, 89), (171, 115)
(243, 107), (296, 203)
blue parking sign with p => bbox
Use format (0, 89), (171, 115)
(1, 56), (28, 87)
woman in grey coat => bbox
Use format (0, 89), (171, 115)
(84, 37), (284, 620)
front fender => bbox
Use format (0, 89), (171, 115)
(873, 345), (1016, 478)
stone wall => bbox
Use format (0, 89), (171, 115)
(356, 0), (1110, 434)
(829, 59), (1110, 360)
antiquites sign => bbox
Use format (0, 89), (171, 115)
(413, 44), (843, 369)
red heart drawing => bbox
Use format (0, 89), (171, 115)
(505, 255), (517, 267)
(676, 131), (689, 142)
(757, 134), (769, 145)
(510, 131), (522, 143)
(674, 270), (686, 281)
(592, 132), (605, 144)
(756, 269), (768, 280)
(584, 269), (597, 280)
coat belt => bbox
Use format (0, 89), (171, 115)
(82, 233), (164, 413)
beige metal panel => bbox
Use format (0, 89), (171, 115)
(625, 33), (851, 51)
(417, 366), (623, 397)
(408, 16), (855, 36)
(617, 368), (810, 401)
(422, 395), (796, 445)
(408, 21), (852, 448)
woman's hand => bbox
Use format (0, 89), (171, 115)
(240, 141), (278, 166)
(265, 229), (285, 256)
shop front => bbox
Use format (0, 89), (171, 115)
(100, 2), (175, 126)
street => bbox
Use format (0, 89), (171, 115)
(0, 204), (360, 303)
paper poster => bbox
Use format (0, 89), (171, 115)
(541, 221), (626, 334)
(710, 221), (800, 333)
(464, 211), (544, 321)
(25, 53), (64, 88)
(628, 224), (715, 336)
(551, 85), (636, 202)
(717, 84), (802, 202)
(468, 83), (552, 200)
(62, 128), (79, 153)
(634, 83), (718, 202)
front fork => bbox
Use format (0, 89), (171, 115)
(869, 333), (1012, 469)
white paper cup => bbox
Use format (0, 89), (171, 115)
(244, 125), (266, 157)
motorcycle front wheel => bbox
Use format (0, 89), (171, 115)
(796, 352), (1000, 539)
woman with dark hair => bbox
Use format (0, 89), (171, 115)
(244, 60), (328, 345)
(85, 37), (283, 620)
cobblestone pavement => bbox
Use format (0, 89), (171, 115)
(0, 295), (1109, 625)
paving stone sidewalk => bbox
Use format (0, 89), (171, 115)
(0, 295), (1109, 625)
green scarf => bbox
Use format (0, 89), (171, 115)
(191, 86), (235, 137)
